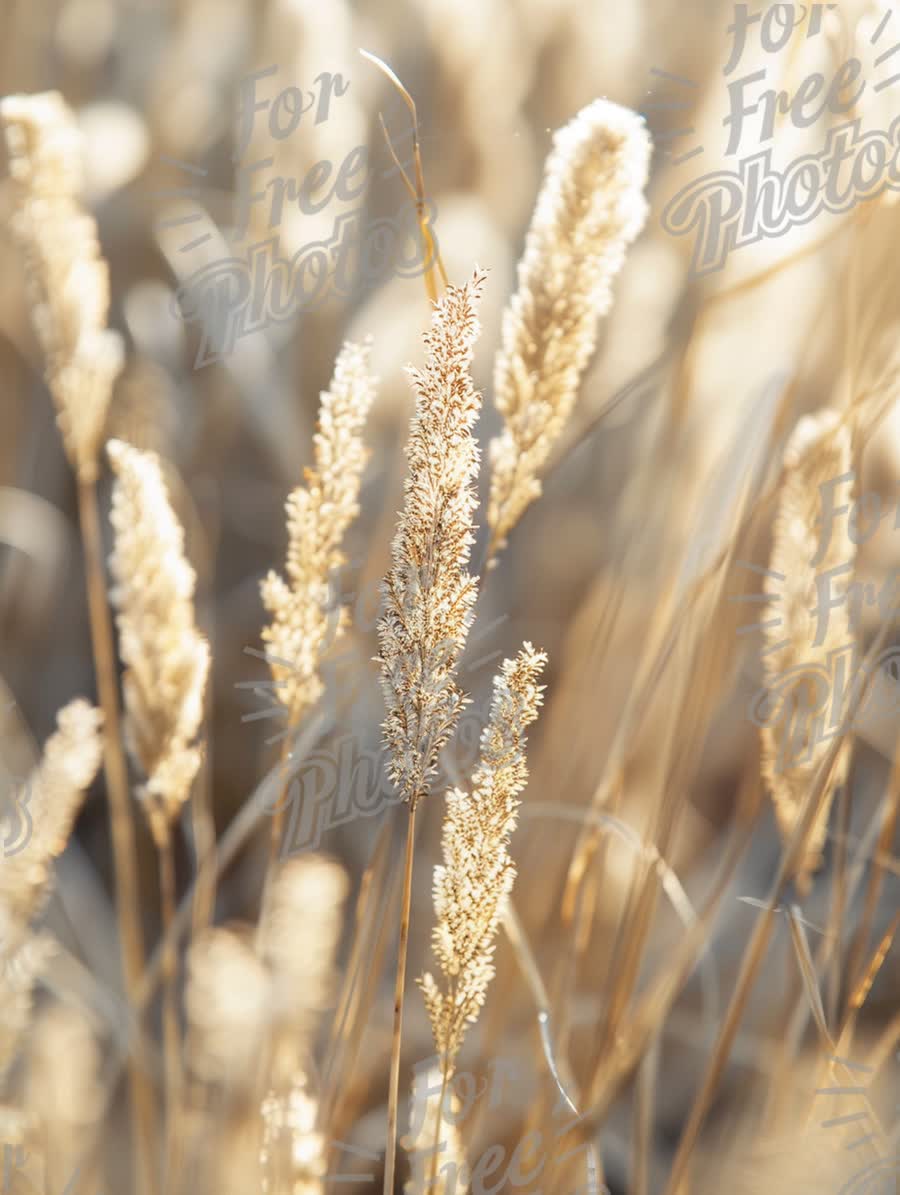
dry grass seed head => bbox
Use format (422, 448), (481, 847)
(0, 699), (102, 929)
(107, 438), (210, 845)
(377, 268), (488, 810)
(0, 91), (123, 484)
(261, 339), (378, 723)
(419, 643), (547, 1067)
(488, 98), (651, 559)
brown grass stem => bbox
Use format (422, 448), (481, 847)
(383, 802), (417, 1195)
(158, 828), (181, 1189)
(76, 476), (155, 1193)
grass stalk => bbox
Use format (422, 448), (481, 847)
(77, 476), (155, 1192)
(383, 801), (417, 1195)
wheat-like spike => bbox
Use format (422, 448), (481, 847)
(377, 269), (487, 810)
(762, 411), (855, 894)
(487, 99), (651, 561)
(0, 699), (103, 929)
(261, 339), (377, 723)
(107, 438), (210, 846)
(418, 643), (547, 1068)
(0, 92), (123, 484)
(401, 1064), (468, 1195)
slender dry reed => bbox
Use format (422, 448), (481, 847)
(359, 50), (449, 305)
(376, 269), (487, 1195)
(486, 99), (651, 563)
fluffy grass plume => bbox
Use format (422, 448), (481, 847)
(419, 643), (547, 1067)
(107, 438), (210, 846)
(0, 91), (123, 484)
(487, 99), (651, 561)
(0, 699), (101, 1087)
(761, 411), (855, 893)
(261, 339), (378, 723)
(0, 699), (102, 929)
(377, 269), (487, 810)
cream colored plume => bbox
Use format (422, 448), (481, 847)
(487, 99), (651, 560)
(107, 438), (210, 845)
(0, 699), (103, 928)
(0, 91), (123, 483)
(419, 643), (547, 1068)
(260, 339), (377, 725)
(377, 270), (487, 809)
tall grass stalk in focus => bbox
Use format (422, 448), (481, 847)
(376, 271), (486, 1195)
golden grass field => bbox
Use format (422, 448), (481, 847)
(0, 1), (898, 1193)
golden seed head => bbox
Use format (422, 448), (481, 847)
(377, 269), (488, 809)
(488, 99), (651, 559)
(107, 438), (210, 842)
(261, 338), (377, 723)
(0, 91), (123, 483)
(419, 643), (547, 1066)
